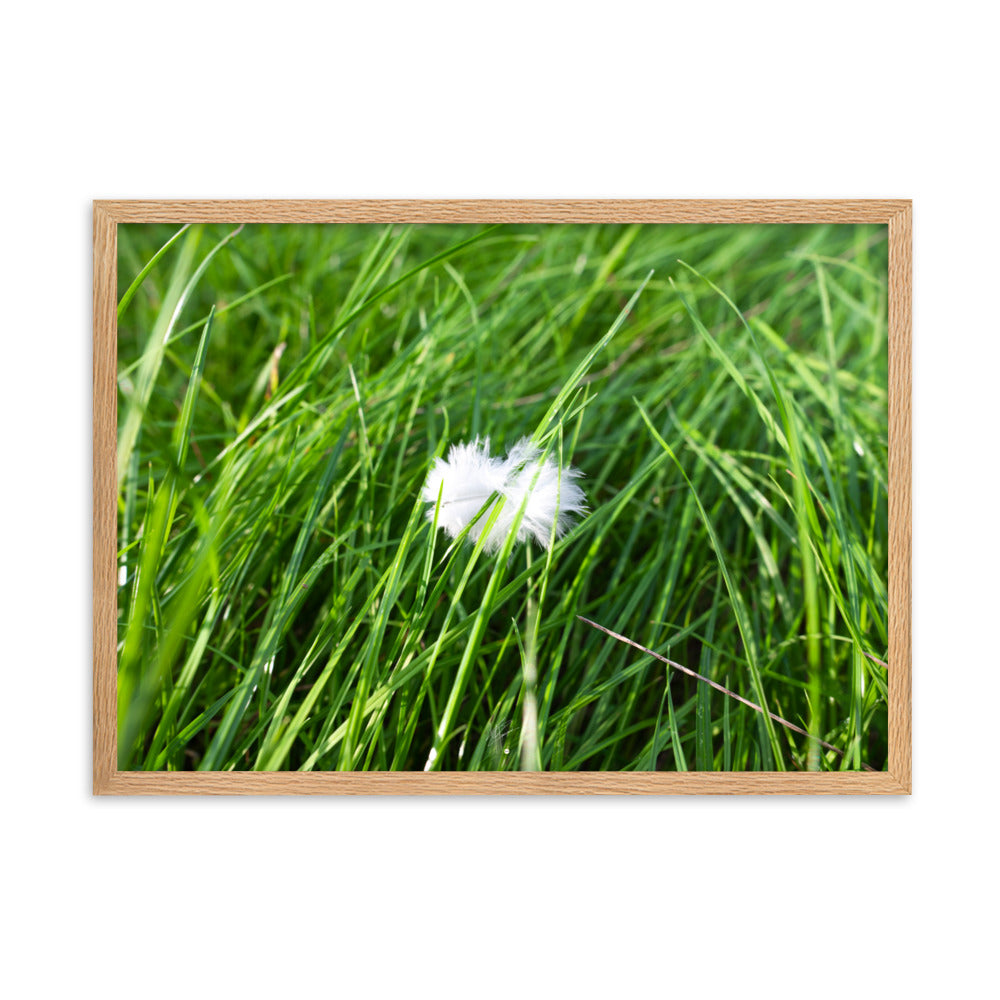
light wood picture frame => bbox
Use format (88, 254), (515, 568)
(94, 199), (911, 794)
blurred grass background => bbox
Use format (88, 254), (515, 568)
(116, 221), (888, 772)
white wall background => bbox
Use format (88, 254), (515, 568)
(3, 3), (996, 996)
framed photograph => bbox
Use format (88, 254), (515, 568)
(93, 200), (911, 794)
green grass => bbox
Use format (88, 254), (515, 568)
(115, 220), (889, 772)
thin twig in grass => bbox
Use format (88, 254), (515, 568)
(576, 615), (876, 772)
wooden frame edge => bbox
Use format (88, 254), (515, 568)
(93, 199), (912, 796)
(887, 203), (913, 793)
(93, 204), (118, 794)
(94, 199), (911, 225)
(97, 771), (910, 796)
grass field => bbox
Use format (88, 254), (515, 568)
(115, 220), (889, 772)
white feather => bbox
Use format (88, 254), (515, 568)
(421, 437), (587, 553)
